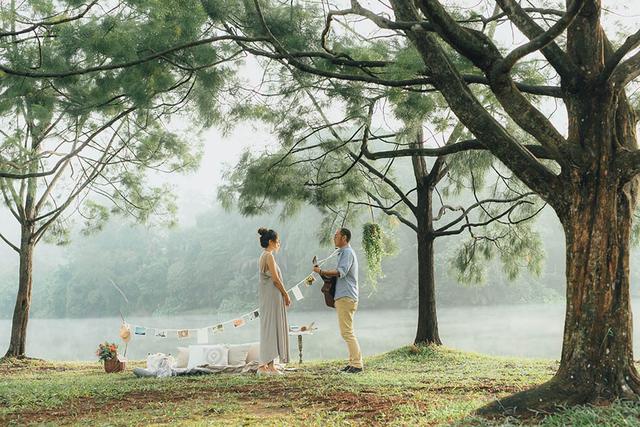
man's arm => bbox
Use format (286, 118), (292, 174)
(314, 250), (353, 278)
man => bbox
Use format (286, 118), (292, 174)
(313, 228), (363, 373)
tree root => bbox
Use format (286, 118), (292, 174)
(476, 373), (640, 417)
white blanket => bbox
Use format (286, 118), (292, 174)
(133, 360), (261, 378)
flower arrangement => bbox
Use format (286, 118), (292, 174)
(96, 342), (118, 361)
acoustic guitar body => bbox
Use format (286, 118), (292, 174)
(320, 275), (337, 308)
(313, 256), (337, 308)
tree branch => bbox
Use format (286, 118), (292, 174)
(435, 192), (533, 231)
(232, 5), (562, 97)
(433, 196), (535, 237)
(0, 0), (99, 38)
(364, 191), (418, 232)
(602, 28), (640, 81)
(388, 0), (561, 201)
(352, 152), (417, 214)
(0, 231), (19, 253)
(610, 50), (640, 87)
(0, 107), (135, 179)
(494, 0), (579, 80)
(416, 1), (567, 162)
(499, 0), (583, 73)
(0, 34), (266, 78)
(360, 138), (553, 160)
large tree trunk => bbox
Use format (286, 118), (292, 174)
(5, 224), (35, 359)
(480, 87), (640, 414)
(412, 128), (442, 346)
(557, 178), (640, 399)
(414, 216), (441, 346)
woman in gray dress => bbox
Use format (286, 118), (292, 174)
(257, 228), (291, 374)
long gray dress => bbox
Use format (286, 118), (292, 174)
(258, 252), (290, 364)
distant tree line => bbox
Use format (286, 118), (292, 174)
(0, 206), (569, 320)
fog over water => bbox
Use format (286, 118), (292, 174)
(3, 300), (640, 362)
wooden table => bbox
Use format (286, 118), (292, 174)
(288, 330), (314, 364)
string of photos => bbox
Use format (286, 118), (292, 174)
(118, 249), (340, 345)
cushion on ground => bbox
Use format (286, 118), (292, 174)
(187, 344), (229, 368)
(176, 346), (189, 368)
(228, 343), (259, 365)
(246, 342), (260, 363)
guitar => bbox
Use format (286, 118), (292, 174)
(313, 256), (336, 308)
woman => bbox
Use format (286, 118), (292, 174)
(257, 228), (291, 374)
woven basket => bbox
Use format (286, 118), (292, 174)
(104, 355), (126, 373)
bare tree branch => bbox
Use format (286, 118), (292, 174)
(493, 0), (579, 79)
(602, 28), (640, 81)
(611, 50), (640, 87)
(0, 231), (19, 253)
(360, 138), (553, 160)
(365, 191), (418, 232)
(353, 152), (417, 214)
(433, 192), (536, 236)
(433, 197), (535, 237)
(499, 0), (583, 73)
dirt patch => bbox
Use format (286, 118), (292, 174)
(1, 385), (221, 425)
(314, 389), (410, 423)
(228, 383), (414, 425)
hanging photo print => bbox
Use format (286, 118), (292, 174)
(197, 328), (209, 344)
(292, 285), (304, 301)
(305, 275), (315, 286)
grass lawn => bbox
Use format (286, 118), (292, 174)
(1, 346), (639, 426)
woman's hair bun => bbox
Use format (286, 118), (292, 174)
(258, 228), (278, 248)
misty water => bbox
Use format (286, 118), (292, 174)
(5, 301), (640, 362)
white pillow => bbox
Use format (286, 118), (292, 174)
(188, 345), (229, 368)
(246, 342), (260, 363)
(227, 344), (251, 366)
(175, 347), (189, 368)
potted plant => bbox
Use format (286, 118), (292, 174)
(96, 342), (126, 373)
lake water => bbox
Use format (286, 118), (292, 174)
(4, 301), (640, 362)
(0, 302), (598, 362)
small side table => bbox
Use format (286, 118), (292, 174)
(288, 330), (314, 364)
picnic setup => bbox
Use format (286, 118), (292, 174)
(100, 253), (335, 378)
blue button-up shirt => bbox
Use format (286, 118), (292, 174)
(334, 245), (359, 302)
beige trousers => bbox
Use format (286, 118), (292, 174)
(335, 297), (363, 369)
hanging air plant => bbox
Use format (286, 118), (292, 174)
(362, 222), (384, 288)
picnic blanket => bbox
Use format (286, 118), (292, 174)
(133, 361), (261, 378)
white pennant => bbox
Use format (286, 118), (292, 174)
(197, 328), (209, 344)
(292, 285), (304, 301)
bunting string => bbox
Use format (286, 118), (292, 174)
(120, 249), (339, 342)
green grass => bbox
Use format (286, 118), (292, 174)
(1, 346), (639, 426)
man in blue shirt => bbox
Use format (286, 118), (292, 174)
(313, 228), (363, 373)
